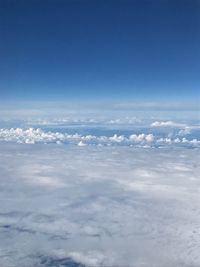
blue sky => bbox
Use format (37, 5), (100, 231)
(0, 0), (200, 102)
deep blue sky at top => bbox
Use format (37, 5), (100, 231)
(0, 0), (199, 102)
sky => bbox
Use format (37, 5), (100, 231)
(0, 0), (200, 102)
(1, 2), (200, 266)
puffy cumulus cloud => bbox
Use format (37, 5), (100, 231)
(0, 144), (200, 266)
(109, 134), (126, 142)
(129, 133), (154, 142)
(151, 121), (187, 128)
(0, 128), (155, 146)
(0, 128), (64, 143)
(0, 127), (199, 148)
(178, 127), (192, 136)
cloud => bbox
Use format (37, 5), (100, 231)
(129, 133), (154, 142)
(151, 121), (187, 127)
(77, 141), (87, 147)
(0, 127), (199, 148)
(68, 251), (106, 266)
(178, 127), (192, 136)
(0, 143), (200, 266)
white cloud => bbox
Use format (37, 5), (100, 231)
(0, 128), (199, 148)
(109, 134), (126, 142)
(178, 127), (191, 136)
(77, 141), (87, 147)
(151, 121), (187, 127)
(0, 143), (200, 266)
(68, 251), (106, 266)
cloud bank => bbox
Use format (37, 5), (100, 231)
(0, 143), (200, 266)
(0, 127), (199, 148)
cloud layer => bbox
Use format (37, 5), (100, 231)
(0, 143), (200, 266)
(0, 127), (199, 147)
